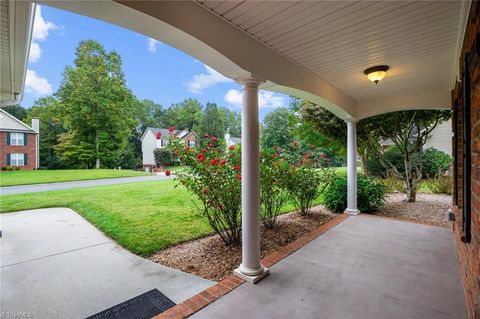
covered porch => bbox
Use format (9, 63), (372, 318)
(2, 0), (476, 318)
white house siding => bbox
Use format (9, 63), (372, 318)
(142, 130), (157, 165)
(425, 119), (452, 155)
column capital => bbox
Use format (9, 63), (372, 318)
(345, 118), (358, 125)
(235, 76), (263, 88)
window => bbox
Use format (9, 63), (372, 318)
(10, 133), (24, 146)
(189, 140), (195, 148)
(10, 153), (25, 166)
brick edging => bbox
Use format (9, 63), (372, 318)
(154, 213), (349, 319)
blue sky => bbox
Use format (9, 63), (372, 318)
(24, 5), (290, 121)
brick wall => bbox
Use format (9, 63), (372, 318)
(452, 3), (480, 318)
(0, 131), (37, 170)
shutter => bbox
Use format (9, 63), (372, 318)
(6, 132), (10, 145)
(6, 153), (10, 166)
(461, 55), (471, 243)
(24, 153), (28, 166)
(24, 133), (28, 145)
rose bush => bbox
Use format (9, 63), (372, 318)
(168, 133), (242, 246)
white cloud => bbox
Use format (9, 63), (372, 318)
(186, 65), (232, 93)
(29, 6), (58, 63)
(32, 6), (57, 41)
(25, 69), (53, 96)
(29, 42), (41, 63)
(224, 89), (286, 109)
(147, 38), (161, 53)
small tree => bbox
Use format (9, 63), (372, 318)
(154, 149), (172, 168)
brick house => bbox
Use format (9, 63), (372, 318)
(0, 108), (39, 170)
(141, 127), (198, 167)
(451, 2), (480, 318)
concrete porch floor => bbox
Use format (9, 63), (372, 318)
(192, 215), (467, 319)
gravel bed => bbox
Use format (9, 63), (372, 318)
(149, 206), (336, 281)
(374, 192), (452, 227)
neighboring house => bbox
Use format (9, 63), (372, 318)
(225, 133), (241, 147)
(380, 119), (452, 155)
(0, 108), (39, 170)
(141, 127), (197, 166)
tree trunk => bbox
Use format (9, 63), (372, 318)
(95, 133), (100, 169)
(404, 155), (417, 202)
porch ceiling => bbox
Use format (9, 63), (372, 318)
(19, 1), (471, 119)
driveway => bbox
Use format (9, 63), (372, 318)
(192, 215), (466, 319)
(1, 208), (214, 319)
(0, 175), (171, 195)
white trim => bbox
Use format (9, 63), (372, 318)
(0, 108), (37, 132)
(451, 0), (471, 86)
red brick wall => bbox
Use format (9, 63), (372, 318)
(452, 3), (480, 318)
(0, 131), (37, 170)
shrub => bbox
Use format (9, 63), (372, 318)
(366, 145), (404, 177)
(169, 133), (242, 246)
(154, 149), (172, 167)
(323, 176), (386, 213)
(6, 166), (14, 171)
(376, 176), (404, 193)
(260, 148), (290, 228)
(425, 166), (453, 195)
(14, 166), (20, 171)
(1, 167), (6, 171)
(422, 147), (452, 178)
(284, 143), (336, 215)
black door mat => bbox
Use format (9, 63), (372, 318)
(86, 289), (176, 319)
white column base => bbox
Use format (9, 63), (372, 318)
(234, 266), (269, 284)
(345, 208), (360, 215)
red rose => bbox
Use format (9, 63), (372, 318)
(228, 145), (235, 151)
(208, 143), (215, 148)
(184, 146), (190, 152)
(217, 203), (223, 209)
(210, 136), (217, 142)
(175, 149), (180, 155)
(156, 132), (161, 139)
(165, 170), (171, 176)
(204, 133), (209, 138)
(236, 174), (242, 181)
(196, 153), (203, 159)
(210, 159), (217, 166)
(220, 159), (227, 166)
(202, 148), (207, 153)
(234, 164), (240, 171)
(198, 156), (205, 162)
(202, 188), (208, 194)
(168, 127), (174, 133)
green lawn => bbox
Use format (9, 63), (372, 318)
(0, 180), (321, 256)
(0, 169), (148, 187)
(334, 166), (362, 177)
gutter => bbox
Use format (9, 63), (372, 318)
(0, 93), (21, 107)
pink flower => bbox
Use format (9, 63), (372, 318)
(210, 136), (218, 142)
(168, 127), (174, 133)
(165, 170), (171, 176)
(228, 145), (235, 151)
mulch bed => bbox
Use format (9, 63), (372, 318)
(149, 206), (336, 281)
(373, 192), (451, 227)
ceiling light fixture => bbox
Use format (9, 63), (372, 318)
(364, 65), (389, 84)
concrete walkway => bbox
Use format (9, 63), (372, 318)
(0, 175), (171, 195)
(1, 208), (214, 319)
(192, 215), (466, 319)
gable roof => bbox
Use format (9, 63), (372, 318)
(0, 108), (36, 133)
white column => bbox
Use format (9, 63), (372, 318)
(234, 77), (269, 284)
(345, 120), (360, 215)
